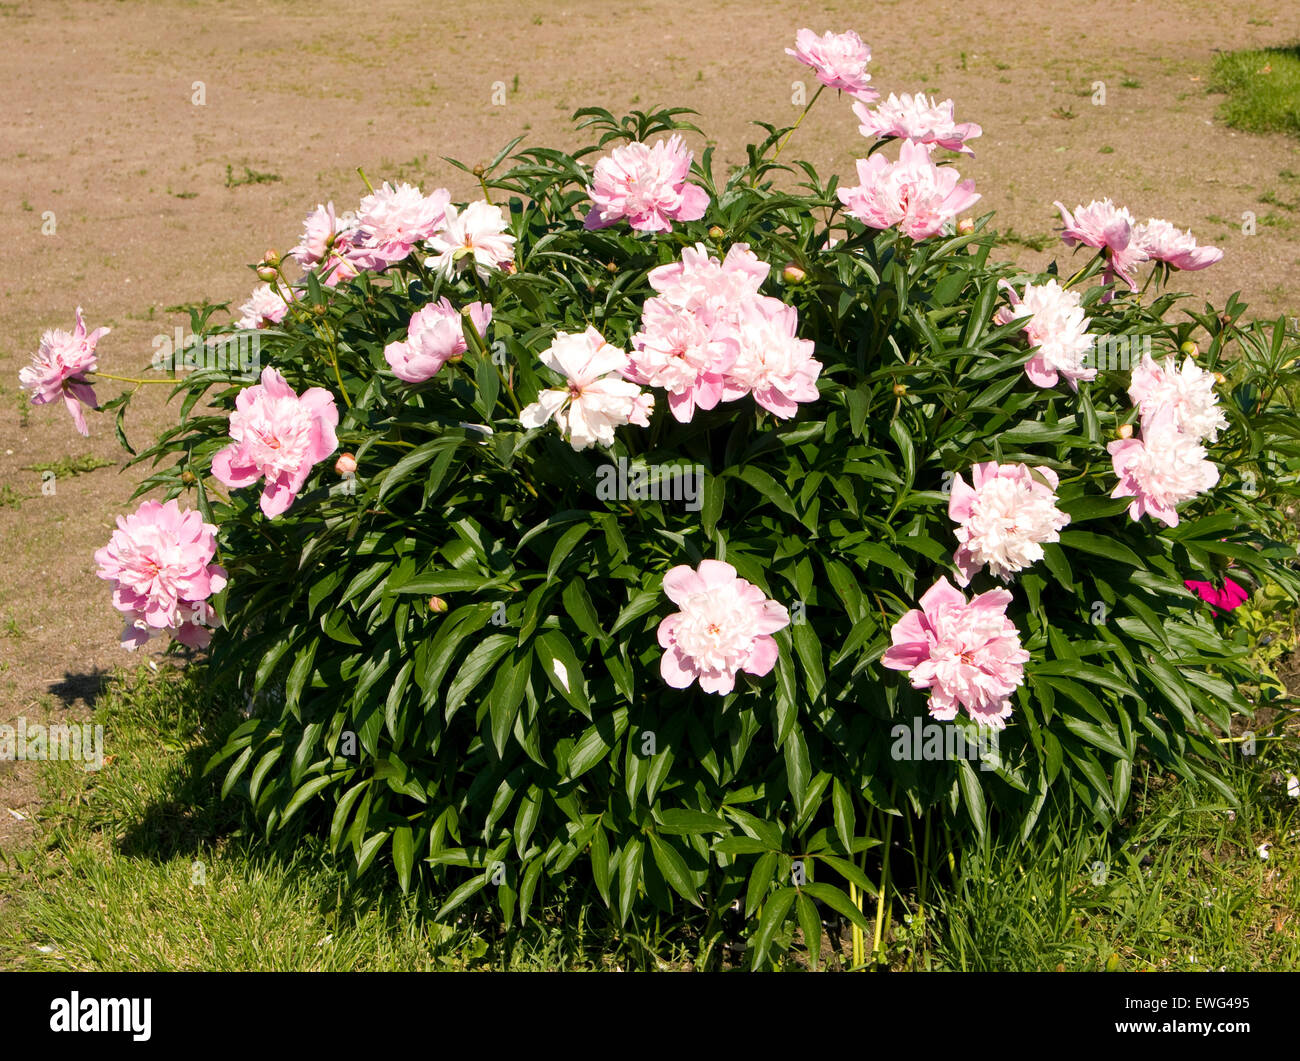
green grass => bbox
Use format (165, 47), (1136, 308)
(20, 454), (114, 477)
(1211, 44), (1300, 138)
(2, 665), (1296, 971)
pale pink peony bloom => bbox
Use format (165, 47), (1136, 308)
(425, 200), (516, 280)
(880, 577), (1029, 728)
(384, 298), (492, 383)
(351, 182), (450, 269)
(786, 28), (879, 102)
(627, 298), (738, 422)
(583, 135), (710, 233)
(648, 242), (769, 311)
(211, 367), (340, 518)
(1054, 198), (1148, 293)
(1132, 218), (1223, 272)
(1108, 406), (1219, 528)
(657, 560), (790, 695)
(19, 307), (108, 436)
(93, 498), (228, 650)
(994, 279), (1095, 390)
(724, 296), (822, 418)
(948, 462), (1071, 586)
(291, 202), (355, 269)
(236, 283), (293, 330)
(519, 327), (653, 450)
(838, 139), (980, 240)
(853, 93), (982, 155)
(1128, 353), (1227, 443)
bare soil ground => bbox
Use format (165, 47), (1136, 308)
(2, 0), (1298, 853)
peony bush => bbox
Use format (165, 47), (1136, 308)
(23, 30), (1300, 966)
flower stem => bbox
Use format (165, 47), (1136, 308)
(92, 372), (173, 386)
(872, 807), (894, 966)
(772, 84), (825, 166)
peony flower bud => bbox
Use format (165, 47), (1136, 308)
(263, 249), (281, 268)
(472, 164), (486, 177)
(335, 453), (357, 476)
(708, 225), (725, 240)
(1116, 423), (1134, 439)
(180, 470), (196, 486)
(428, 596), (448, 613)
(892, 382), (907, 397)
(957, 217), (975, 235)
(501, 259), (517, 275)
(606, 261), (619, 274)
(1213, 372), (1226, 384)
(782, 263), (807, 285)
(255, 264), (277, 282)
(1179, 341), (1198, 357)
(312, 304), (327, 317)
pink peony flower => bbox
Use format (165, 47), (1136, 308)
(994, 279), (1095, 390)
(785, 28), (879, 102)
(724, 295), (822, 418)
(211, 367), (340, 518)
(291, 202), (355, 269)
(350, 182), (450, 269)
(1054, 199), (1149, 293)
(583, 135), (710, 233)
(648, 242), (769, 310)
(627, 298), (738, 422)
(1128, 353), (1227, 442)
(425, 200), (516, 280)
(948, 462), (1071, 586)
(1184, 576), (1248, 614)
(519, 327), (653, 450)
(838, 139), (980, 240)
(93, 498), (228, 650)
(880, 577), (1029, 728)
(657, 560), (790, 694)
(1132, 218), (1223, 272)
(236, 283), (293, 329)
(853, 93), (982, 155)
(384, 298), (492, 383)
(19, 307), (108, 436)
(1108, 406), (1219, 528)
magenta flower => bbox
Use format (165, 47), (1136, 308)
(519, 327), (653, 451)
(657, 560), (790, 695)
(1107, 406), (1219, 528)
(425, 201), (516, 280)
(948, 462), (1070, 586)
(994, 279), (1095, 391)
(881, 577), (1030, 728)
(384, 298), (492, 383)
(211, 367), (340, 518)
(1054, 199), (1149, 293)
(838, 139), (980, 240)
(94, 498), (228, 650)
(1132, 218), (1223, 272)
(19, 307), (108, 436)
(853, 93), (982, 155)
(236, 283), (294, 330)
(351, 181), (450, 270)
(724, 295), (822, 418)
(1184, 577), (1248, 615)
(583, 135), (710, 234)
(786, 28), (879, 102)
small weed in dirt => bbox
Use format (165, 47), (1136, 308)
(1002, 229), (1053, 251)
(224, 165), (282, 189)
(21, 455), (114, 478)
(1099, 145), (1115, 154)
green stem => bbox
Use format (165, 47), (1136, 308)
(92, 372), (173, 386)
(772, 84), (825, 166)
(872, 808), (894, 966)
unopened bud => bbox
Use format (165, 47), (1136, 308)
(708, 225), (725, 240)
(1179, 341), (1198, 357)
(501, 259), (517, 275)
(335, 453), (357, 476)
(606, 261), (618, 274)
(782, 263), (806, 285)
(312, 304), (327, 317)
(472, 164), (486, 177)
(181, 470), (196, 486)
(428, 596), (448, 614)
(957, 217), (975, 235)
(263, 249), (281, 268)
(1116, 423), (1134, 440)
(255, 264), (277, 282)
(1213, 371), (1226, 384)
(892, 383), (907, 397)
